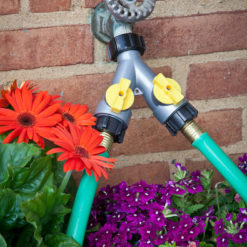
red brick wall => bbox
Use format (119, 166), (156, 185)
(0, 0), (247, 189)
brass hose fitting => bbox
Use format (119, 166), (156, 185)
(100, 131), (114, 152)
(181, 120), (204, 143)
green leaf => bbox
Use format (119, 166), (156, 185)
(159, 241), (178, 247)
(172, 196), (184, 209)
(15, 225), (37, 247)
(21, 187), (71, 245)
(201, 170), (213, 190)
(53, 159), (65, 186)
(185, 203), (204, 215)
(0, 142), (40, 185)
(239, 199), (246, 208)
(0, 156), (56, 230)
(45, 233), (80, 247)
(0, 189), (26, 230)
(0, 234), (7, 247)
(11, 156), (54, 198)
(199, 242), (215, 247)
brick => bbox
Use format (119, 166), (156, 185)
(84, 0), (102, 8)
(185, 153), (242, 185)
(134, 11), (247, 59)
(36, 66), (172, 112)
(0, 0), (19, 15)
(37, 73), (113, 113)
(187, 59), (247, 100)
(0, 25), (93, 71)
(30, 0), (71, 13)
(72, 161), (170, 189)
(85, 0), (146, 8)
(111, 108), (242, 156)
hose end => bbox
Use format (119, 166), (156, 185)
(100, 131), (114, 152)
(181, 120), (204, 143)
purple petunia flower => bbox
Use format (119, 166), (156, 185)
(216, 233), (231, 247)
(107, 211), (125, 223)
(226, 213), (232, 221)
(119, 222), (136, 239)
(139, 189), (156, 204)
(237, 208), (247, 222)
(238, 153), (247, 174)
(139, 238), (154, 247)
(234, 193), (242, 203)
(154, 234), (166, 245)
(191, 170), (201, 180)
(167, 180), (187, 195)
(175, 162), (187, 171)
(119, 201), (138, 213)
(149, 203), (166, 228)
(87, 157), (247, 247)
(88, 223), (117, 247)
(139, 224), (157, 241)
(224, 188), (231, 194)
(232, 228), (247, 244)
(214, 219), (225, 235)
(203, 206), (215, 219)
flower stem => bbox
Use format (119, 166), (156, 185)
(215, 182), (222, 217)
(202, 217), (209, 241)
(59, 171), (72, 193)
(165, 214), (178, 218)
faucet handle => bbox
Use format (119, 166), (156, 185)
(104, 0), (156, 23)
(105, 78), (135, 114)
(153, 73), (184, 106)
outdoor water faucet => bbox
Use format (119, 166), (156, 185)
(66, 1), (247, 245)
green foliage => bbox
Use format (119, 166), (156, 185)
(0, 234), (7, 247)
(0, 189), (25, 229)
(159, 241), (178, 247)
(185, 203), (205, 215)
(45, 233), (81, 247)
(21, 187), (70, 245)
(0, 141), (77, 247)
(199, 242), (214, 247)
(0, 142), (40, 185)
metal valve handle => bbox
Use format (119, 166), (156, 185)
(104, 0), (156, 23)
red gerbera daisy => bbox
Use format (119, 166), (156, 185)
(0, 80), (38, 108)
(61, 103), (96, 128)
(47, 124), (116, 181)
(0, 86), (62, 148)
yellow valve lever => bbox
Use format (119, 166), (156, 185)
(153, 73), (184, 105)
(105, 78), (134, 114)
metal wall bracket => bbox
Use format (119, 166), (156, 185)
(91, 2), (115, 44)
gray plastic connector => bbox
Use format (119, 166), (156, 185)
(95, 50), (187, 127)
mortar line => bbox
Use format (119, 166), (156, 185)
(1, 3), (246, 31)
(0, 10), (90, 31)
(112, 140), (246, 168)
(0, 63), (117, 84)
(171, 59), (190, 93)
(0, 49), (246, 84)
(71, 0), (84, 12)
(131, 95), (247, 119)
(94, 38), (108, 64)
(146, 50), (247, 70)
(20, 0), (30, 14)
(150, 0), (247, 19)
(242, 108), (247, 140)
